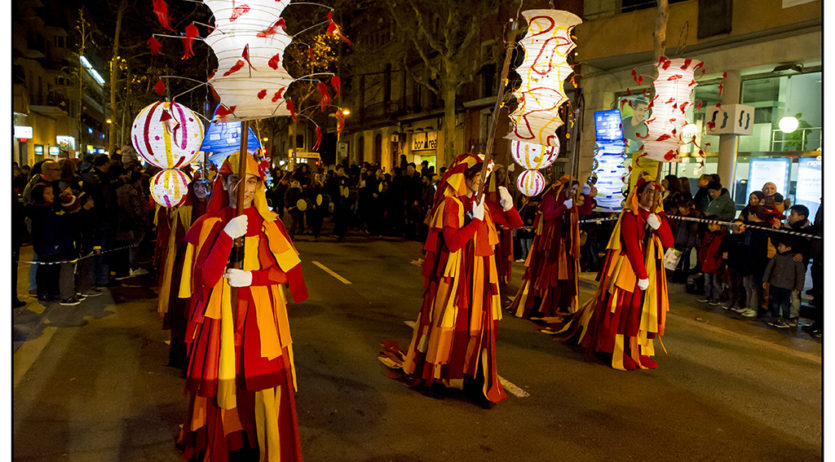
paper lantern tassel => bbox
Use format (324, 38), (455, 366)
(181, 24), (199, 60)
(318, 82), (330, 112)
(152, 0), (174, 31)
(147, 36), (162, 55)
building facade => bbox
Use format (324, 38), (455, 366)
(12, 0), (109, 166)
(577, 0), (821, 213)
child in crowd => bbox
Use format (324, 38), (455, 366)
(762, 238), (805, 328)
(671, 198), (699, 283)
(697, 222), (726, 305)
(28, 182), (81, 305)
(722, 220), (747, 311)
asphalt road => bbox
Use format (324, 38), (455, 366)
(12, 235), (822, 461)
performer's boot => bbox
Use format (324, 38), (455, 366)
(621, 353), (637, 371)
(639, 355), (658, 369)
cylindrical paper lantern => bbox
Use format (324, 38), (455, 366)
(642, 57), (702, 162)
(203, 0), (295, 121)
(511, 140), (559, 170)
(150, 168), (191, 208)
(506, 9), (582, 147)
(131, 102), (205, 169)
(516, 169), (546, 197)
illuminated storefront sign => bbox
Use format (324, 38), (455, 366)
(56, 136), (76, 150)
(795, 157), (821, 219)
(412, 131), (437, 151)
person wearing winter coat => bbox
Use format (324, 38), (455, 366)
(703, 180), (736, 222)
(697, 222), (727, 305)
(762, 238), (805, 329)
(670, 198), (699, 283)
(28, 182), (82, 305)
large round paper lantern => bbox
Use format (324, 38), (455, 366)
(131, 101), (205, 169)
(516, 169), (546, 197)
(150, 169), (191, 208)
(511, 140), (559, 170)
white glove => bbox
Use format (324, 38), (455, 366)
(472, 197), (485, 221)
(564, 198), (573, 210)
(638, 278), (650, 291)
(224, 268), (253, 287)
(582, 183), (591, 195)
(223, 215), (248, 239)
(498, 186), (513, 212)
(647, 213), (661, 230)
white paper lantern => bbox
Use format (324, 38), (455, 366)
(150, 169), (191, 208)
(131, 101), (205, 169)
(642, 57), (702, 162)
(506, 10), (582, 147)
(511, 140), (559, 170)
(203, 0), (295, 121)
(516, 169), (546, 197)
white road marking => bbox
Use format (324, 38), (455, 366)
(312, 261), (352, 285)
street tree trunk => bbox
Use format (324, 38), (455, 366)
(653, 0), (669, 78)
(76, 9), (87, 152)
(441, 84), (457, 168)
(108, 0), (128, 154)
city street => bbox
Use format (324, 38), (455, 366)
(13, 236), (822, 461)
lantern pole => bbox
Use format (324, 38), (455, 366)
(235, 119), (250, 239)
(476, 18), (519, 201)
(228, 119), (250, 319)
(568, 91), (584, 201)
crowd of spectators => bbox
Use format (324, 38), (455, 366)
(12, 154), (822, 338)
(661, 173), (821, 337)
(13, 153), (157, 307)
(265, 155), (441, 242)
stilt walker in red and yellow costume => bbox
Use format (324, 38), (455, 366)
(508, 176), (593, 319)
(176, 152), (308, 461)
(552, 176), (673, 370)
(382, 153), (523, 405)
(484, 164), (515, 286)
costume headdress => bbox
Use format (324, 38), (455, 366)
(206, 151), (277, 222)
(430, 153), (493, 212)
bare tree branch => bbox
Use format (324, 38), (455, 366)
(401, 55), (440, 96)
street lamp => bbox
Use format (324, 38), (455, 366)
(341, 108), (350, 116)
(779, 116), (799, 133)
(106, 118), (112, 124)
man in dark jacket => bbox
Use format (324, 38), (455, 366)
(804, 203), (822, 337)
(783, 204), (813, 327)
(328, 165), (351, 240)
(82, 155), (117, 287)
(703, 180), (736, 222)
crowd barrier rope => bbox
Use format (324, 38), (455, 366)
(22, 243), (139, 266)
(579, 213), (821, 239)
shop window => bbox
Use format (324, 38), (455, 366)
(741, 71), (821, 152)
